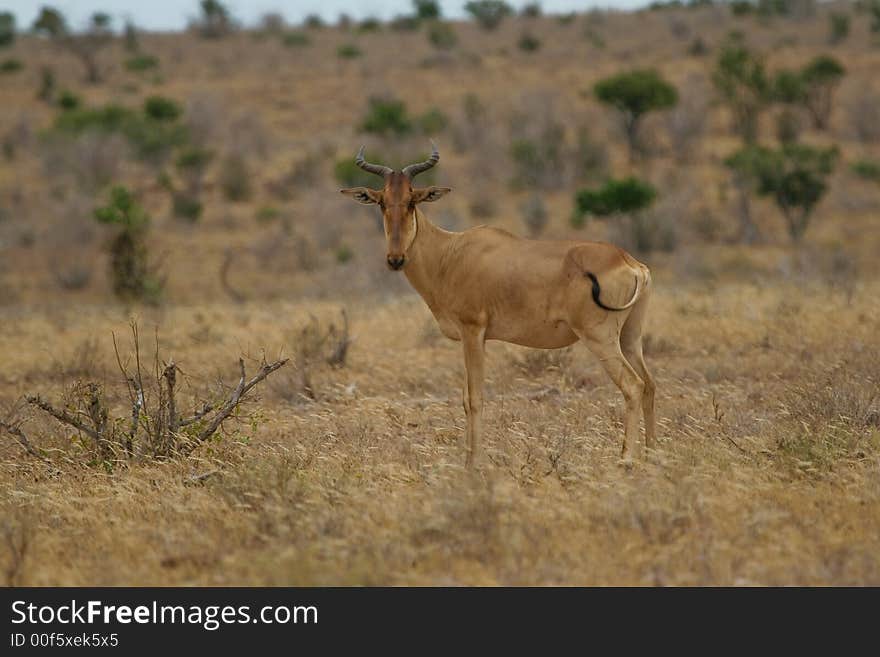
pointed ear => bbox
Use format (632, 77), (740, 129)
(411, 186), (452, 204)
(340, 187), (382, 205)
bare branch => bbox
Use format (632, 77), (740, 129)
(25, 395), (99, 440)
(180, 358), (288, 455)
(179, 403), (214, 427)
(0, 421), (53, 465)
(220, 249), (246, 304)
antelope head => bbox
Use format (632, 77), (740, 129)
(340, 143), (451, 270)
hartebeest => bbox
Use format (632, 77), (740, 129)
(341, 143), (656, 467)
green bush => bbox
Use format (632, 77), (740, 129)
(303, 14), (324, 29)
(773, 69), (806, 104)
(125, 54), (159, 72)
(594, 69), (678, 159)
(712, 43), (770, 143)
(850, 159), (880, 183)
(335, 157), (380, 187)
(337, 43), (363, 59)
(729, 1), (753, 16)
(0, 12), (15, 48)
(521, 2), (542, 18)
(413, 0), (442, 20)
(0, 57), (22, 73)
(828, 12), (850, 44)
(427, 21), (457, 50)
(143, 95), (182, 121)
(51, 99), (189, 162)
(256, 205), (281, 224)
(573, 178), (659, 251)
(171, 193), (202, 222)
(417, 108), (449, 134)
(361, 97), (412, 136)
(464, 1), (513, 30)
(57, 90), (81, 110)
(518, 32), (541, 52)
(282, 31), (310, 47)
(725, 144), (838, 241)
(195, 0), (234, 38)
(336, 244), (354, 264)
(94, 186), (162, 303)
(219, 155), (252, 202)
(358, 17), (382, 33)
(800, 55), (845, 130)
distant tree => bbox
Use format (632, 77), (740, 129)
(518, 31), (541, 52)
(361, 97), (412, 136)
(725, 144), (838, 242)
(464, 1), (513, 30)
(94, 186), (162, 303)
(413, 0), (442, 20)
(0, 12), (15, 48)
(593, 69), (678, 160)
(33, 8), (113, 84)
(573, 177), (660, 251)
(522, 2), (542, 18)
(828, 11), (850, 45)
(800, 55), (845, 130)
(712, 43), (771, 143)
(427, 21), (457, 50)
(123, 20), (140, 52)
(195, 0), (234, 38)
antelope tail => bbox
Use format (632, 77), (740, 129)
(585, 270), (644, 312)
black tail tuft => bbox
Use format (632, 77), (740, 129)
(585, 271), (626, 312)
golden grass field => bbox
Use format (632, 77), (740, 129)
(0, 3), (879, 585)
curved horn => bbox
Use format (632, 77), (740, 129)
(402, 142), (440, 180)
(355, 145), (393, 179)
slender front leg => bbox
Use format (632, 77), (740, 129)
(461, 325), (486, 469)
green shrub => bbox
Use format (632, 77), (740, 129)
(800, 55), (845, 130)
(337, 43), (363, 59)
(282, 31), (310, 47)
(358, 17), (382, 33)
(712, 43), (770, 143)
(57, 90), (81, 110)
(417, 108), (449, 134)
(143, 95), (182, 121)
(729, 0), (753, 16)
(522, 2), (542, 18)
(361, 97), (412, 136)
(303, 14), (324, 29)
(256, 205), (281, 223)
(336, 244), (354, 264)
(220, 155), (252, 201)
(828, 12), (850, 44)
(0, 11), (15, 48)
(573, 178), (659, 251)
(725, 144), (838, 241)
(171, 193), (202, 222)
(850, 159), (880, 182)
(37, 67), (56, 103)
(518, 32), (541, 52)
(594, 69), (678, 159)
(464, 1), (513, 30)
(94, 186), (162, 303)
(0, 57), (22, 73)
(413, 0), (442, 20)
(125, 54), (159, 72)
(428, 21), (457, 50)
(195, 0), (234, 38)
(391, 15), (420, 31)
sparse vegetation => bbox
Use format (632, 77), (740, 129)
(465, 1), (513, 30)
(573, 177), (659, 251)
(32, 7), (113, 84)
(713, 42), (770, 143)
(1, 3), (879, 588)
(594, 69), (678, 160)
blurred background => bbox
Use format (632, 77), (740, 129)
(0, 0), (877, 307)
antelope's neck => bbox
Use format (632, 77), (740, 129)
(403, 208), (455, 308)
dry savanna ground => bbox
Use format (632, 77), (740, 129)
(1, 3), (879, 585)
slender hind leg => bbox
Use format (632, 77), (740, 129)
(575, 330), (645, 458)
(461, 325), (486, 469)
(620, 299), (656, 448)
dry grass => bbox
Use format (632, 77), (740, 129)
(1, 281), (878, 585)
(1, 5), (879, 585)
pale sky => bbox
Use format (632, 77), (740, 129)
(1, 1), (647, 32)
